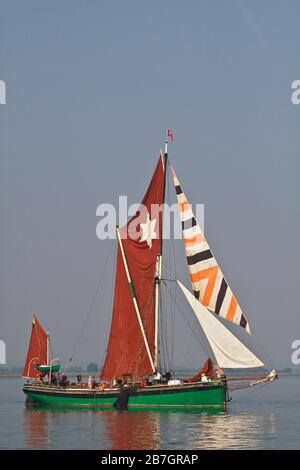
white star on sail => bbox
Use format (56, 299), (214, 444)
(140, 214), (157, 249)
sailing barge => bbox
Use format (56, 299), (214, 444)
(23, 131), (278, 409)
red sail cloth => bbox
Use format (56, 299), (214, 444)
(183, 358), (216, 382)
(101, 157), (165, 381)
(23, 317), (48, 379)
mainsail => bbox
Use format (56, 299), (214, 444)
(178, 281), (264, 368)
(23, 316), (48, 379)
(171, 166), (250, 333)
(101, 157), (165, 381)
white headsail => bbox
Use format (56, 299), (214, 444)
(177, 281), (264, 369)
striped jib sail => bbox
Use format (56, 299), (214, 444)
(171, 166), (250, 333)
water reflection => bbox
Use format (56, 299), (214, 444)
(159, 411), (278, 450)
(22, 406), (278, 450)
(23, 408), (52, 449)
(101, 410), (160, 449)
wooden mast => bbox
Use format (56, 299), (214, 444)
(154, 130), (169, 370)
(46, 330), (50, 366)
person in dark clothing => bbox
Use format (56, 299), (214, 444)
(165, 371), (172, 382)
(116, 378), (123, 388)
(76, 374), (82, 385)
(59, 374), (69, 388)
(51, 373), (58, 385)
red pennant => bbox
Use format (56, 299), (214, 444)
(167, 129), (174, 142)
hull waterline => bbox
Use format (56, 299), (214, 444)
(23, 382), (227, 410)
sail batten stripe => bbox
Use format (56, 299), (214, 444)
(226, 295), (238, 322)
(215, 278), (228, 314)
(182, 218), (197, 230)
(194, 290), (200, 299)
(240, 314), (247, 328)
(187, 250), (213, 265)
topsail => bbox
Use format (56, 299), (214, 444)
(171, 166), (250, 333)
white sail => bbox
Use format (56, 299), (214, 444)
(177, 281), (264, 369)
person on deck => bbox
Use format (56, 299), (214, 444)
(36, 372), (43, 383)
(153, 370), (162, 384)
(59, 374), (69, 388)
(76, 374), (82, 385)
(116, 378), (123, 388)
(164, 371), (172, 383)
(214, 364), (226, 380)
(51, 373), (58, 385)
(88, 375), (94, 390)
(87, 376), (97, 389)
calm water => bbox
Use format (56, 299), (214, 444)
(0, 376), (299, 450)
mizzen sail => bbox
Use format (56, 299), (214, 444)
(178, 281), (263, 368)
(23, 316), (48, 379)
(101, 157), (165, 381)
(171, 166), (250, 333)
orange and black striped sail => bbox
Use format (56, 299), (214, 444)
(171, 166), (250, 333)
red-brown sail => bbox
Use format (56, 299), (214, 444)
(23, 316), (48, 379)
(101, 157), (165, 381)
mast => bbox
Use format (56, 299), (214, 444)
(154, 129), (169, 370)
(46, 330), (50, 366)
(162, 129), (169, 218)
(154, 254), (162, 370)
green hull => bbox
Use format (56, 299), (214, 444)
(23, 382), (227, 410)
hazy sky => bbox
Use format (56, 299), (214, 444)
(0, 0), (299, 370)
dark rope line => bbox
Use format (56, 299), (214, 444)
(165, 166), (177, 372)
(99, 241), (117, 370)
(229, 380), (272, 403)
(63, 239), (114, 373)
(163, 281), (213, 360)
(160, 287), (171, 372)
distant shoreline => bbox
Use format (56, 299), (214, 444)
(0, 371), (96, 378)
(1, 370), (300, 378)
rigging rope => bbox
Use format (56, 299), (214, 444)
(164, 281), (213, 362)
(161, 263), (271, 374)
(229, 379), (273, 402)
(162, 283), (198, 374)
(99, 241), (117, 369)
(62, 239), (114, 374)
(132, 281), (156, 379)
(166, 166), (177, 372)
(160, 284), (172, 372)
